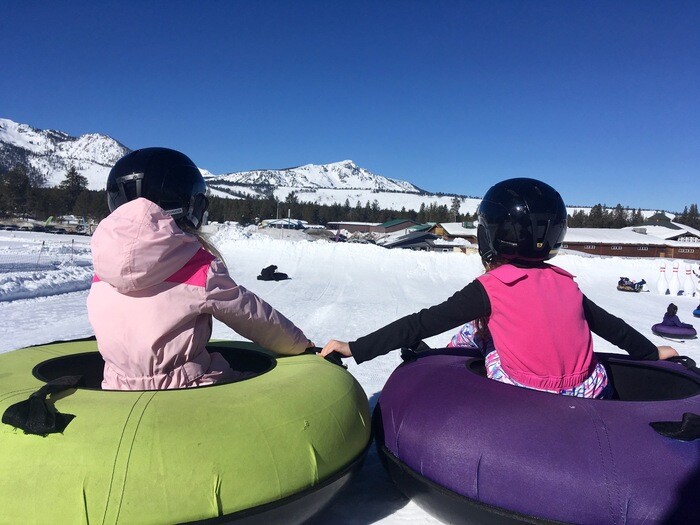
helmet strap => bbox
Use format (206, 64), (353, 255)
(185, 194), (209, 229)
(115, 173), (144, 203)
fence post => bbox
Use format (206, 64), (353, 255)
(36, 241), (45, 269)
(71, 239), (75, 266)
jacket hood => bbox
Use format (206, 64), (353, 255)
(91, 198), (202, 293)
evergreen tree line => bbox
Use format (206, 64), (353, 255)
(207, 192), (477, 226)
(567, 203), (700, 229)
(2, 164), (699, 231)
(0, 164), (109, 223)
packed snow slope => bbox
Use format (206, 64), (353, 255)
(1, 227), (699, 524)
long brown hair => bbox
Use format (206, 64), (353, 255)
(180, 224), (227, 267)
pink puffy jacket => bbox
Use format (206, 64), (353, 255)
(87, 198), (310, 390)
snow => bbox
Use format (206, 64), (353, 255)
(565, 227), (669, 245)
(212, 160), (421, 193)
(1, 227), (699, 524)
(0, 117), (128, 189)
(625, 222), (700, 242)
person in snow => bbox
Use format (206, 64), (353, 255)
(321, 178), (678, 398)
(661, 303), (694, 329)
(88, 148), (313, 390)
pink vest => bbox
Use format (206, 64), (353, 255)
(477, 264), (595, 390)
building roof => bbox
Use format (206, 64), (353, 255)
(564, 228), (667, 245)
(565, 226), (700, 247)
(381, 230), (438, 248)
(645, 212), (675, 225)
(326, 221), (380, 226)
(408, 223), (435, 232)
(623, 222), (700, 241)
(261, 218), (307, 227)
(436, 222), (478, 237)
(378, 218), (418, 228)
(433, 238), (472, 246)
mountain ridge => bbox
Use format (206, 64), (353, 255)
(0, 118), (670, 217)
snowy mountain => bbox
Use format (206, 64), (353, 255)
(211, 160), (422, 193)
(0, 118), (130, 190)
(200, 160), (484, 215)
(1, 117), (475, 214)
(0, 118), (667, 218)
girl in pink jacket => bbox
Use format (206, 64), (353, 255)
(88, 148), (312, 390)
(322, 178), (678, 398)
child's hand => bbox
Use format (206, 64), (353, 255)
(320, 340), (352, 358)
(657, 345), (679, 360)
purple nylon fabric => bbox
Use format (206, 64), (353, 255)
(652, 323), (697, 338)
(377, 350), (700, 524)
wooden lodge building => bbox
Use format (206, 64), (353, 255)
(425, 216), (700, 260)
(328, 214), (700, 260)
(428, 222), (478, 244)
(562, 220), (700, 261)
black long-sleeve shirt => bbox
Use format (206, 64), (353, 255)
(349, 280), (659, 364)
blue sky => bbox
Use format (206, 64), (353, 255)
(3, 1), (699, 211)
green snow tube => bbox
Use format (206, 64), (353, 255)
(0, 339), (371, 524)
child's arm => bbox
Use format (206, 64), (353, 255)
(321, 340), (352, 357)
(205, 260), (312, 355)
(323, 280), (490, 363)
(583, 296), (677, 360)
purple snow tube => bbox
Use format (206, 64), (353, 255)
(652, 323), (697, 339)
(374, 348), (700, 524)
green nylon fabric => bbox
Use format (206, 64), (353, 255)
(0, 340), (371, 524)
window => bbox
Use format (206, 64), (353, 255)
(561, 243), (568, 248)
(678, 248), (696, 254)
(637, 246), (649, 251)
(584, 245), (596, 250)
(611, 246), (623, 250)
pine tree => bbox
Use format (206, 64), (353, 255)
(450, 197), (461, 222)
(417, 203), (427, 224)
(59, 166), (89, 210)
(0, 165), (30, 217)
(686, 204), (700, 229)
(611, 204), (628, 229)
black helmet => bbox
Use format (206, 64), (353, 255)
(477, 178), (567, 264)
(106, 147), (209, 229)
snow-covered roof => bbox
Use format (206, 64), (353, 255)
(437, 222), (478, 237)
(433, 238), (472, 246)
(375, 228), (422, 245)
(564, 228), (667, 245)
(623, 222), (700, 241)
(261, 218), (307, 227)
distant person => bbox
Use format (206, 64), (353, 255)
(322, 178), (678, 398)
(88, 148), (313, 390)
(661, 303), (694, 329)
(617, 276), (646, 292)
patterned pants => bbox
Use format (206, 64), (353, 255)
(449, 322), (610, 399)
(486, 350), (610, 399)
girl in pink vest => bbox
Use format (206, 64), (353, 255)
(321, 178), (678, 398)
(88, 148), (313, 390)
